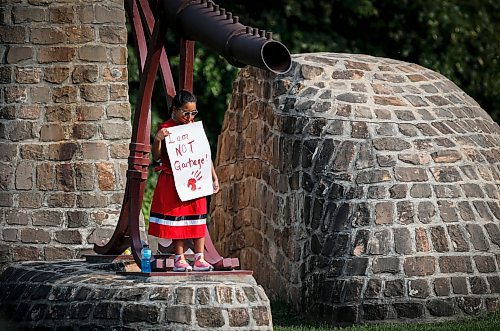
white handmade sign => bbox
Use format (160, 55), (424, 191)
(164, 121), (213, 201)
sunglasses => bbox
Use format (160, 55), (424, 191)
(179, 110), (198, 117)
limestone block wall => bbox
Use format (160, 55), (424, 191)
(212, 53), (500, 323)
(0, 0), (131, 270)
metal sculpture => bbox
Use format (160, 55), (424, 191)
(93, 0), (291, 270)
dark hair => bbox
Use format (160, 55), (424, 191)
(171, 90), (197, 111)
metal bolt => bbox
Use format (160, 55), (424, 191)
(266, 32), (273, 39)
(220, 8), (225, 15)
(213, 5), (219, 11)
(259, 30), (265, 37)
(246, 26), (251, 34)
(227, 12), (232, 20)
(233, 16), (239, 24)
(253, 28), (258, 35)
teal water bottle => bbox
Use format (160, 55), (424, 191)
(140, 244), (152, 273)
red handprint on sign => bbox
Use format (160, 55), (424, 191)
(187, 170), (202, 191)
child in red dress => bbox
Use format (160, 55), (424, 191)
(148, 90), (219, 271)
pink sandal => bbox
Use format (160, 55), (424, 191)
(173, 256), (192, 272)
(193, 254), (213, 272)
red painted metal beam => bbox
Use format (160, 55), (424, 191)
(118, 270), (253, 277)
(135, 0), (176, 101)
(125, 0), (148, 72)
(179, 38), (195, 92)
(92, 186), (131, 255)
(94, 16), (163, 260)
(127, 19), (166, 266)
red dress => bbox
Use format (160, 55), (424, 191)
(148, 119), (207, 239)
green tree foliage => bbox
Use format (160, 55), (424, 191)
(217, 0), (498, 119)
(130, 0), (498, 140)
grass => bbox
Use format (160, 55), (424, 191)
(272, 301), (500, 331)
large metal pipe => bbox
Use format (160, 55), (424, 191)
(162, 0), (292, 74)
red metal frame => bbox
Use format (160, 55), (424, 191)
(179, 38), (195, 91)
(117, 270), (253, 277)
(94, 0), (234, 270)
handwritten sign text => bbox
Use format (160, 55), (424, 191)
(164, 121), (213, 201)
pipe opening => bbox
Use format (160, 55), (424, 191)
(262, 41), (292, 74)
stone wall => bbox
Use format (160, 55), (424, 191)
(0, 0), (131, 271)
(0, 261), (273, 330)
(212, 53), (500, 324)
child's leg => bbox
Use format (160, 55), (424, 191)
(173, 239), (192, 271)
(193, 237), (213, 271)
(173, 239), (184, 256)
(193, 237), (205, 254)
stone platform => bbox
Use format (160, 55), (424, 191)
(0, 260), (272, 330)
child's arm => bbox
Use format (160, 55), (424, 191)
(211, 162), (219, 193)
(152, 127), (170, 161)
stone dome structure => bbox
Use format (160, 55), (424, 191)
(211, 53), (500, 324)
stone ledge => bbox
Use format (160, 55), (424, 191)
(0, 260), (273, 330)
